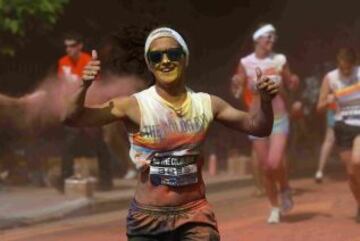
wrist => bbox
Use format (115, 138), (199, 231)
(260, 94), (272, 103)
(81, 79), (93, 88)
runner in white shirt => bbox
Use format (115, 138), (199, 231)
(63, 27), (279, 240)
(232, 23), (300, 223)
(317, 48), (360, 223)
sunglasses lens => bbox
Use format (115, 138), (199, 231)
(167, 48), (183, 61)
(148, 48), (184, 64)
(148, 51), (163, 64)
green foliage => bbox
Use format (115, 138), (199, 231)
(0, 0), (69, 56)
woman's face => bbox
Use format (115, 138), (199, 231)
(147, 37), (186, 87)
(256, 31), (276, 52)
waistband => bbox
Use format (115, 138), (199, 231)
(274, 113), (288, 121)
(130, 198), (209, 215)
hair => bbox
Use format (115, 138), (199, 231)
(337, 47), (357, 65)
(63, 32), (84, 43)
(98, 24), (157, 84)
(256, 22), (270, 30)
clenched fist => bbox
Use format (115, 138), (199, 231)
(255, 67), (279, 102)
(82, 50), (101, 85)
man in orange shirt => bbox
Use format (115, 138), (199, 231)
(58, 32), (91, 81)
(58, 33), (114, 191)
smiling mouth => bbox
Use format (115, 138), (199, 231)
(160, 66), (175, 73)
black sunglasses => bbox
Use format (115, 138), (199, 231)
(147, 48), (184, 64)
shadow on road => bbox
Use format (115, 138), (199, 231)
(282, 212), (332, 223)
(292, 187), (317, 197)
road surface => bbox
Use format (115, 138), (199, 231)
(1, 176), (360, 241)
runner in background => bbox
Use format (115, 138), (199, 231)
(317, 48), (360, 223)
(232, 23), (300, 223)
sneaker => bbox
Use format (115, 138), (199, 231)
(124, 169), (137, 180)
(315, 171), (323, 183)
(280, 188), (294, 214)
(252, 188), (265, 198)
(267, 207), (281, 224)
(0, 170), (9, 181)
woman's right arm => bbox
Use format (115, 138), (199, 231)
(63, 93), (135, 127)
(62, 50), (135, 127)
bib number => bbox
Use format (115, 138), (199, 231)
(149, 154), (198, 187)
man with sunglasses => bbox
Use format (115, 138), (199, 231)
(57, 32), (114, 192)
(58, 32), (92, 82)
(63, 27), (278, 241)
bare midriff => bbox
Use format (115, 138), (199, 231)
(134, 164), (206, 207)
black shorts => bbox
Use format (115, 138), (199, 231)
(334, 121), (360, 150)
(127, 198), (220, 241)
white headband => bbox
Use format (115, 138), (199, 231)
(144, 27), (189, 66)
(252, 24), (276, 41)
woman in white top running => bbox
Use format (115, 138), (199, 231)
(232, 23), (300, 224)
(63, 27), (279, 240)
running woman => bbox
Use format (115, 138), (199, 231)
(231, 23), (300, 223)
(63, 27), (279, 240)
(317, 48), (360, 223)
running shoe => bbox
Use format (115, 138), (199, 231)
(252, 188), (265, 198)
(124, 169), (137, 180)
(280, 188), (294, 214)
(315, 171), (323, 183)
(267, 207), (281, 224)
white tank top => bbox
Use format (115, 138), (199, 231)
(129, 86), (213, 186)
(241, 52), (286, 92)
(241, 52), (287, 115)
(327, 66), (360, 126)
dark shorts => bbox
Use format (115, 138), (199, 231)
(127, 198), (220, 241)
(334, 121), (360, 150)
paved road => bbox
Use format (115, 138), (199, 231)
(1, 176), (360, 241)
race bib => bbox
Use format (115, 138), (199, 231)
(149, 154), (198, 187)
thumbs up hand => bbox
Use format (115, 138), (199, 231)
(255, 67), (279, 102)
(82, 50), (100, 85)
